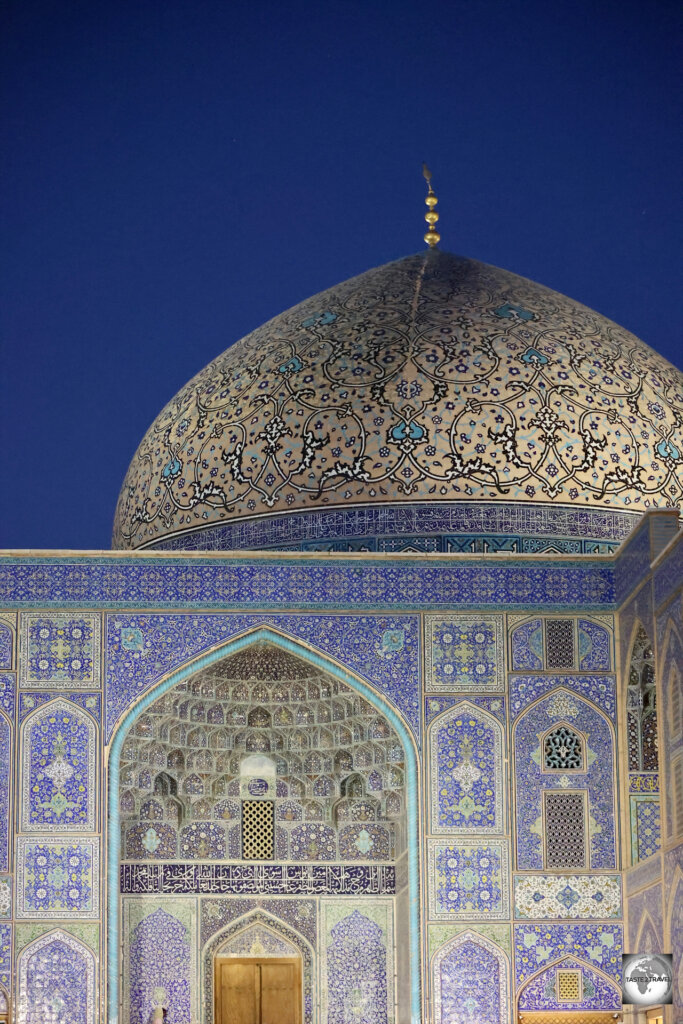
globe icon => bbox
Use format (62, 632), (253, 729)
(622, 954), (673, 1005)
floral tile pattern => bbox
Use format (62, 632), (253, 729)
(17, 928), (96, 1024)
(514, 923), (623, 986)
(19, 613), (101, 689)
(0, 615), (15, 671)
(0, 675), (14, 718)
(432, 930), (508, 1024)
(0, 875), (11, 918)
(21, 699), (96, 832)
(518, 954), (621, 1010)
(128, 907), (192, 1024)
(321, 901), (393, 1024)
(427, 839), (510, 920)
(513, 874), (621, 918)
(425, 615), (504, 691)
(0, 923), (9, 988)
(0, 715), (9, 873)
(630, 796), (661, 863)
(429, 702), (504, 834)
(15, 838), (100, 919)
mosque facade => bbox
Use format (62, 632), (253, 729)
(0, 246), (681, 1024)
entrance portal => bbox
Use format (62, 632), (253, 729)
(214, 958), (301, 1024)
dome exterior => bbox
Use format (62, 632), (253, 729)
(113, 250), (683, 552)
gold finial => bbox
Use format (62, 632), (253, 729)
(422, 163), (440, 248)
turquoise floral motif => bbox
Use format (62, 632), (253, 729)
(22, 701), (96, 831)
(426, 615), (503, 691)
(430, 703), (503, 833)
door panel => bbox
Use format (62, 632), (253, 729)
(215, 958), (300, 1024)
(216, 961), (259, 1024)
(260, 962), (298, 1024)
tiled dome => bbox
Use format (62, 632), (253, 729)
(113, 250), (683, 552)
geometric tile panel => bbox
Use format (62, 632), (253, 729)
(513, 874), (622, 918)
(21, 699), (97, 832)
(426, 615), (504, 691)
(17, 928), (96, 1024)
(19, 613), (101, 689)
(429, 702), (504, 834)
(432, 929), (509, 1024)
(15, 838), (100, 919)
(427, 839), (510, 920)
(630, 796), (661, 863)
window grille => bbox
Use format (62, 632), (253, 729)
(556, 969), (582, 1001)
(242, 800), (274, 860)
(544, 791), (586, 868)
(545, 620), (575, 669)
(544, 725), (584, 771)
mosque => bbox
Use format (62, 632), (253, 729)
(0, 178), (681, 1024)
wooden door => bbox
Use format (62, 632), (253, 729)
(215, 957), (301, 1024)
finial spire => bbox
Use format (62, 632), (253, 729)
(422, 163), (441, 248)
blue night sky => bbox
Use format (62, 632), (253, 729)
(1, 0), (681, 549)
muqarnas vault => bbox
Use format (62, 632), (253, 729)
(1, 245), (682, 1024)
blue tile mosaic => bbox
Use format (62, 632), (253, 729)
(654, 531), (683, 609)
(518, 955), (621, 1011)
(428, 840), (509, 919)
(104, 613), (420, 741)
(511, 618), (543, 670)
(0, 714), (9, 872)
(0, 554), (617, 610)
(514, 923), (623, 986)
(578, 618), (612, 670)
(429, 703), (504, 833)
(514, 691), (616, 870)
(326, 910), (388, 1024)
(0, 676), (13, 718)
(425, 615), (504, 691)
(21, 700), (96, 831)
(0, 624), (11, 671)
(15, 838), (100, 918)
(129, 907), (192, 1024)
(432, 931), (508, 1024)
(19, 613), (101, 688)
(18, 691), (101, 722)
(510, 674), (616, 721)
(630, 797), (661, 863)
(18, 929), (96, 1024)
(425, 695), (506, 725)
(0, 923), (9, 988)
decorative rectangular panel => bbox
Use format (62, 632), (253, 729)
(427, 839), (510, 920)
(19, 613), (101, 689)
(556, 968), (582, 1001)
(425, 615), (504, 692)
(545, 619), (575, 669)
(242, 800), (274, 860)
(544, 792), (586, 868)
(513, 874), (621, 918)
(15, 837), (100, 918)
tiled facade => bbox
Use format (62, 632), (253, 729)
(0, 513), (679, 1023)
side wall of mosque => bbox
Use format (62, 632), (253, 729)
(0, 510), (680, 1024)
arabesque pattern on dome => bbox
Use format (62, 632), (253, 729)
(113, 251), (683, 550)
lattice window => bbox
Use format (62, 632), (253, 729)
(545, 620), (575, 669)
(628, 626), (658, 771)
(242, 800), (274, 860)
(556, 969), (582, 1001)
(544, 791), (586, 868)
(544, 725), (584, 771)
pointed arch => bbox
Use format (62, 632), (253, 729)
(428, 699), (504, 834)
(431, 928), (509, 1024)
(21, 697), (97, 832)
(516, 953), (621, 1012)
(202, 909), (313, 1024)
(17, 928), (96, 1024)
(107, 625), (421, 1023)
(635, 908), (661, 953)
